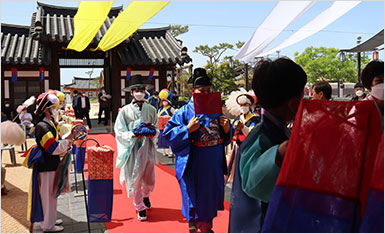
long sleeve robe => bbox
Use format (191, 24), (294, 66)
(239, 110), (290, 203)
(114, 102), (158, 197)
(229, 110), (289, 232)
(163, 99), (234, 222)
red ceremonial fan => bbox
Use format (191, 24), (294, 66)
(193, 92), (222, 115)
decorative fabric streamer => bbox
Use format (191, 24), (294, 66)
(256, 1), (361, 58)
(132, 122), (157, 137)
(52, 152), (71, 198)
(234, 1), (315, 63)
(39, 67), (45, 82)
(148, 68), (155, 81)
(67, 1), (113, 52)
(11, 67), (17, 82)
(93, 1), (169, 52)
(126, 67), (131, 81)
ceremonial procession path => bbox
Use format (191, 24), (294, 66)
(1, 121), (232, 233)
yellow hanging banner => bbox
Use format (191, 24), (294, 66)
(67, 1), (113, 52)
(94, 1), (170, 52)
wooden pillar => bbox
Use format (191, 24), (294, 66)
(158, 66), (167, 91)
(49, 46), (60, 91)
(110, 50), (121, 121)
(171, 68), (175, 93)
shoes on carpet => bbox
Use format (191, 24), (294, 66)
(137, 210), (147, 221)
(1, 187), (8, 196)
(43, 225), (64, 233)
(143, 197), (151, 209)
(55, 219), (63, 225)
(188, 221), (197, 233)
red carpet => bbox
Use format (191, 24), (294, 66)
(85, 133), (230, 233)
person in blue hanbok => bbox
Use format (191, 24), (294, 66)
(163, 68), (234, 233)
(114, 75), (158, 221)
(228, 58), (307, 232)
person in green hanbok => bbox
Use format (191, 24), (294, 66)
(229, 58), (307, 231)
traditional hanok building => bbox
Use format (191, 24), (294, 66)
(1, 2), (191, 119)
(63, 76), (102, 98)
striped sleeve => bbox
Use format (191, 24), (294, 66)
(39, 131), (59, 154)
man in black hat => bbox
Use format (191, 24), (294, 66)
(114, 75), (158, 221)
(163, 68), (234, 233)
(351, 82), (366, 101)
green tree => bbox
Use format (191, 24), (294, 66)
(205, 62), (239, 94)
(90, 76), (102, 89)
(294, 46), (370, 83)
(170, 24), (189, 37)
(194, 43), (234, 64)
(176, 68), (192, 98)
(193, 43), (241, 93)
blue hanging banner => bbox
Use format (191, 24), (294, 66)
(39, 67), (45, 82)
(148, 68), (155, 81)
(126, 67), (131, 81)
(11, 67), (17, 82)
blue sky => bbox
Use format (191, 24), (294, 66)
(1, 1), (384, 85)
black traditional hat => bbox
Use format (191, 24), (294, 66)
(188, 68), (212, 88)
(35, 93), (58, 115)
(123, 75), (154, 92)
(354, 82), (364, 89)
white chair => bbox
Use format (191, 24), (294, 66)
(18, 124), (28, 152)
(1, 144), (17, 166)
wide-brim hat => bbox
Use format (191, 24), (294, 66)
(236, 93), (255, 105)
(122, 75), (154, 92)
(159, 89), (173, 103)
(188, 67), (212, 88)
(35, 93), (58, 115)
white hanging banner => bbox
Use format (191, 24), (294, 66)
(234, 1), (316, 63)
(257, 1), (361, 57)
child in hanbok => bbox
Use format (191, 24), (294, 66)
(157, 89), (175, 157)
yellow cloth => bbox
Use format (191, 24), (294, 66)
(60, 124), (72, 136)
(67, 1), (113, 52)
(93, 1), (169, 52)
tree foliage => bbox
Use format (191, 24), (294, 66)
(90, 76), (102, 89)
(294, 46), (370, 83)
(205, 62), (239, 94)
(194, 43), (234, 64)
(170, 24), (189, 37)
(176, 69), (192, 97)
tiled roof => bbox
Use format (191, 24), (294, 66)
(117, 27), (185, 66)
(1, 2), (188, 66)
(63, 76), (100, 90)
(1, 24), (50, 65)
(32, 1), (138, 44)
